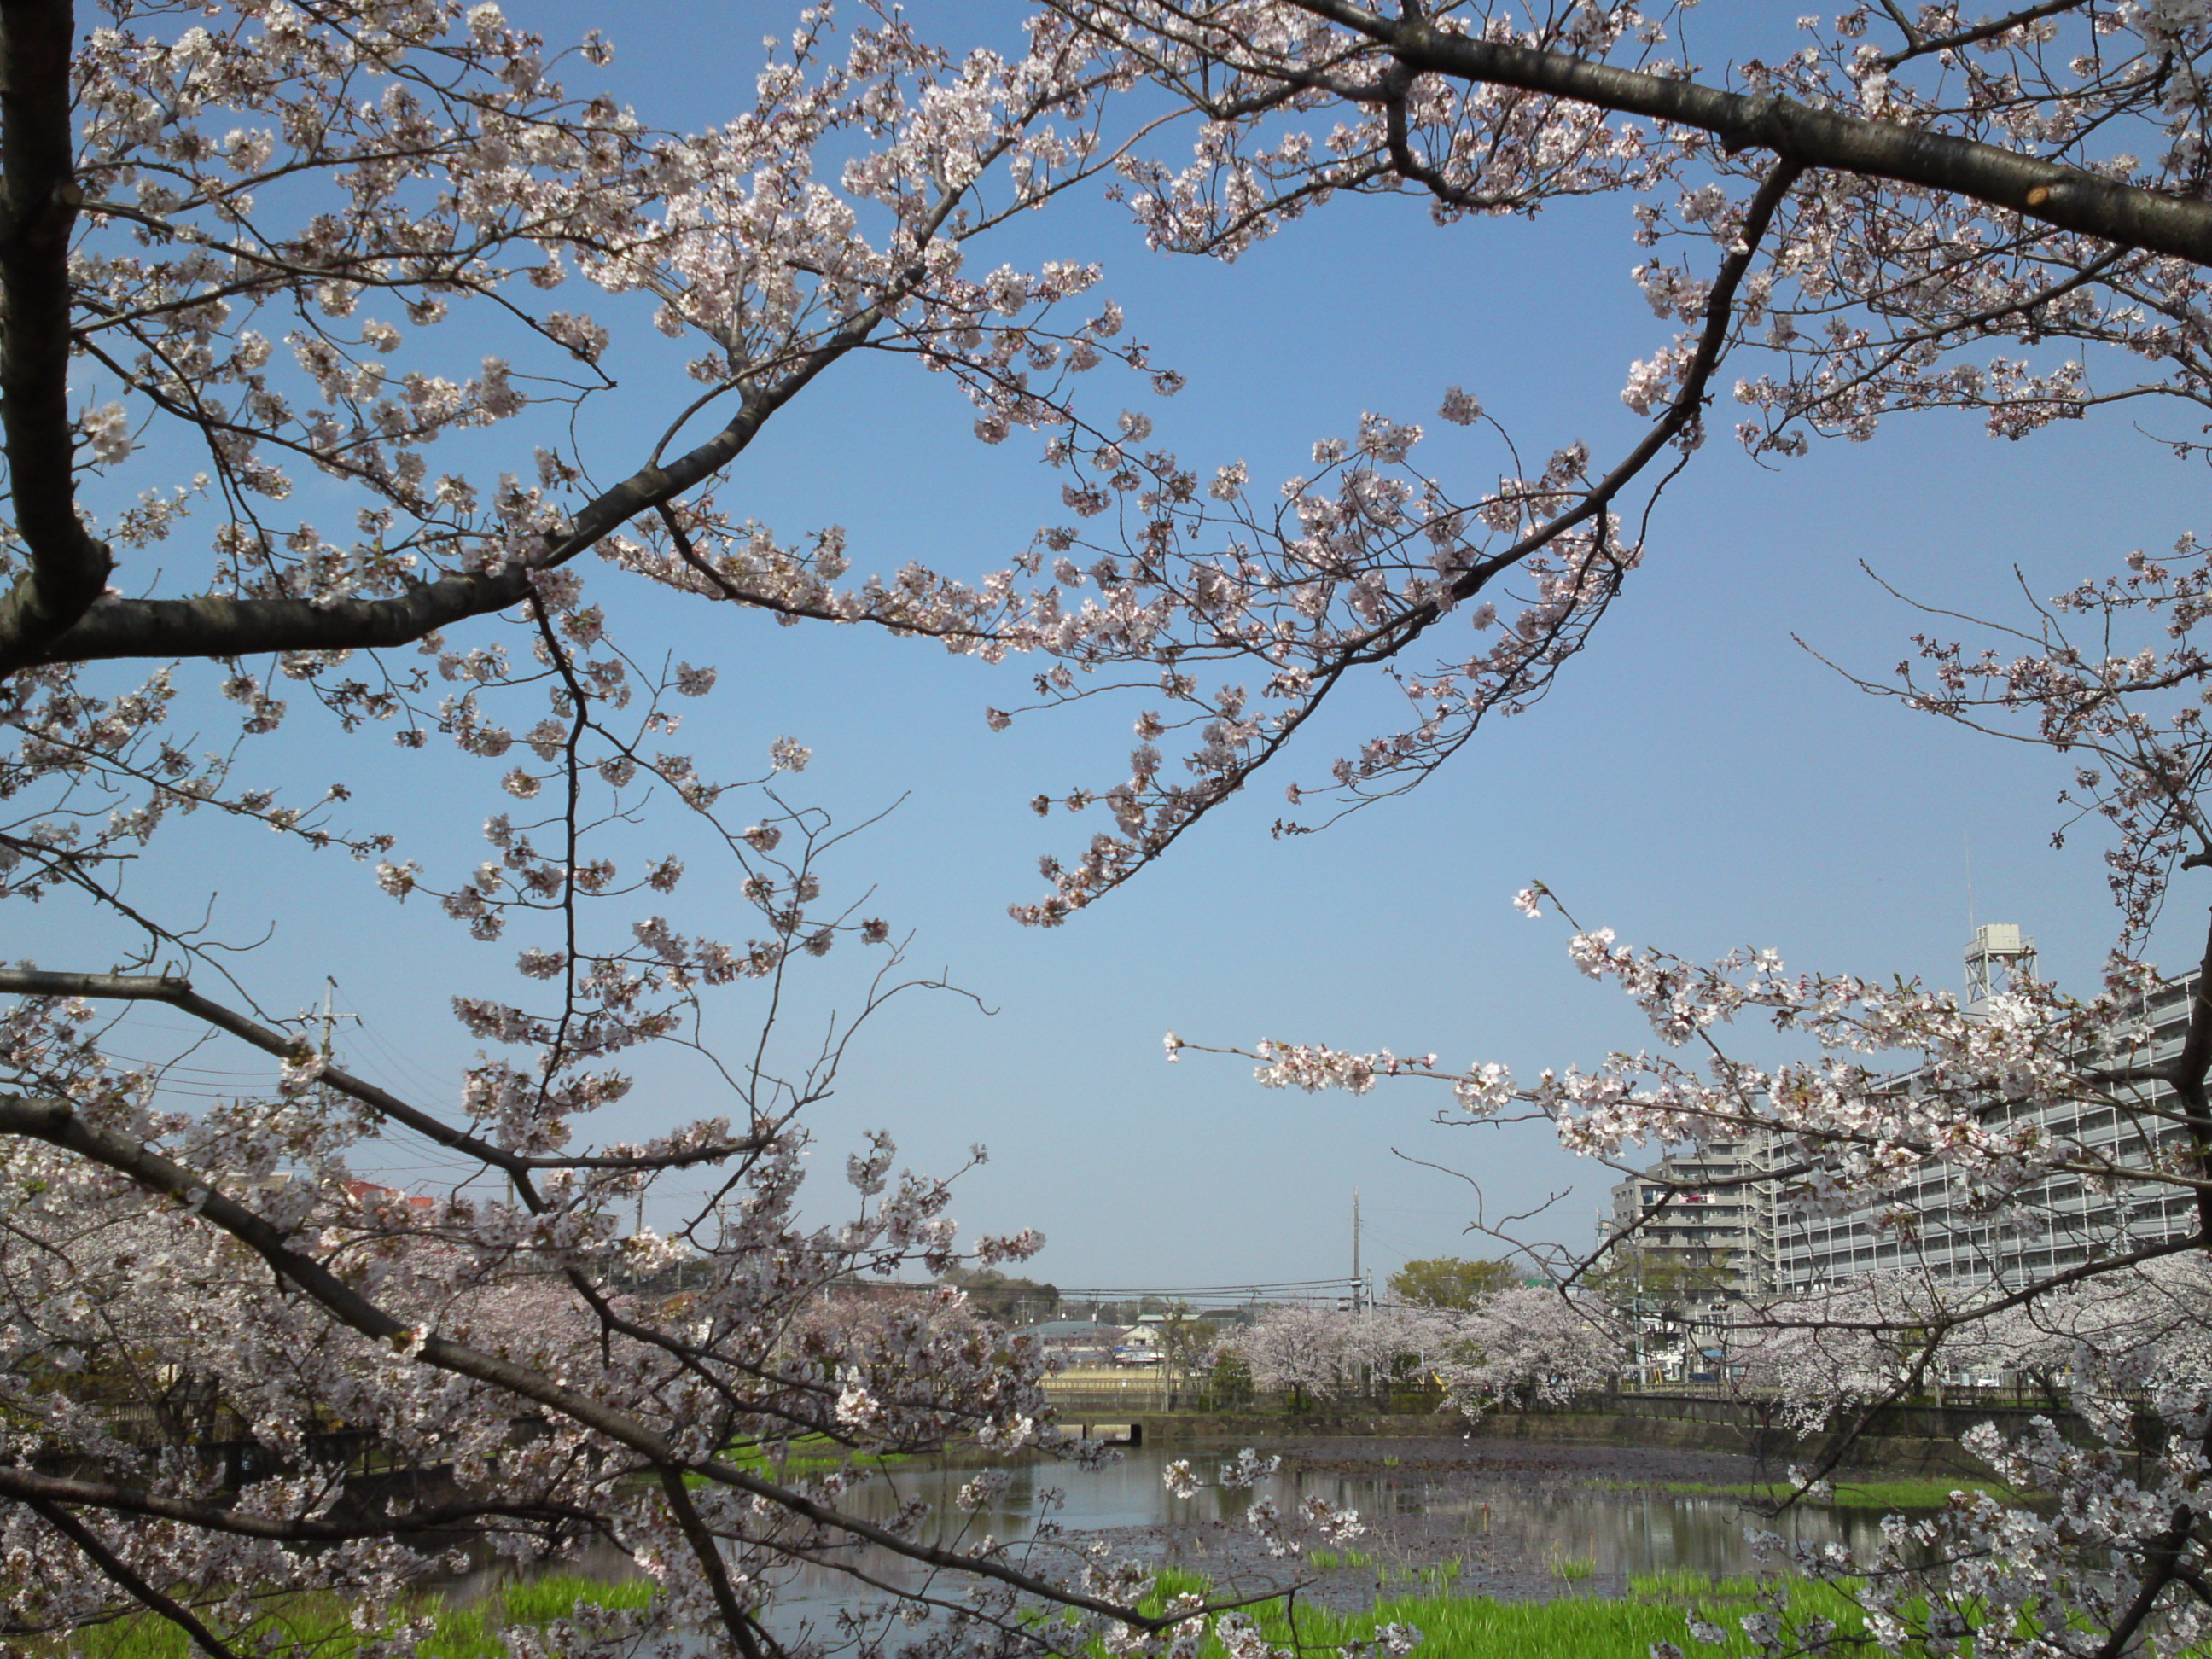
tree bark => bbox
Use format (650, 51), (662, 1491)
(0, 0), (112, 677)
(1289, 0), (2212, 267)
(14, 293), (886, 672)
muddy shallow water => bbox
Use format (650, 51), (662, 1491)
(493, 1434), (1918, 1641)
(1108, 1435), (1892, 1608)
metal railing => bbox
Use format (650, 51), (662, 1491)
(1039, 1372), (1447, 1415)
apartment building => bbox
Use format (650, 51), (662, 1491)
(1602, 1139), (1773, 1302)
(1600, 926), (2203, 1302)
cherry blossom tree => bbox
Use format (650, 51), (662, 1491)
(1228, 1303), (1459, 1406)
(1436, 1287), (1621, 1417)
(1187, 548), (2212, 1652)
(35, 0), (2212, 1656)
(0, 1), (1402, 1653)
(1062, 4), (2212, 1653)
(1228, 1295), (1615, 1416)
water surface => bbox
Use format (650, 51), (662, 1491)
(510, 1437), (1903, 1642)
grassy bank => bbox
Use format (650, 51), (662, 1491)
(719, 1434), (926, 1476)
(1621, 1476), (2034, 1511)
(42, 1574), (654, 1659)
(40, 1562), (2180, 1659)
(32, 1561), (1853, 1659)
(1132, 1566), (1876, 1659)
(1130, 1567), (2186, 1658)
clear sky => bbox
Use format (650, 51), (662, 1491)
(45, 2), (2212, 1293)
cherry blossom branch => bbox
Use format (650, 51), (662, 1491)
(1289, 0), (2212, 263)
(0, 1088), (1202, 1632)
(1877, 0), (2088, 67)
(1012, 157), (1805, 923)
(1749, 1233), (2212, 1337)
(23, 290), (894, 671)
(0, 968), (765, 1173)
(20, 1493), (246, 1659)
(0, 1466), (603, 1544)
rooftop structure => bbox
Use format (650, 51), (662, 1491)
(1965, 923), (2038, 1007)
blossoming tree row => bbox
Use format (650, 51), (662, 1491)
(17, 3), (2212, 1658)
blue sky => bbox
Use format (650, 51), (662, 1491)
(47, 2), (2212, 1291)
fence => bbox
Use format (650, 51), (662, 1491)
(1043, 1371), (2093, 1427)
(1610, 1378), (2077, 1412)
(1040, 1368), (1447, 1417)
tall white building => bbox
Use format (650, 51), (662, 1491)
(1598, 1138), (1776, 1384)
(1600, 926), (2203, 1302)
(1601, 1139), (1773, 1301)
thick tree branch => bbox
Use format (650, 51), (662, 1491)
(0, 0), (114, 676)
(0, 1090), (1188, 1632)
(656, 1467), (771, 1659)
(2096, 1510), (2192, 1659)
(21, 1493), (247, 1659)
(1288, 0), (2212, 266)
(19, 306), (886, 671)
(2168, 909), (2212, 1244)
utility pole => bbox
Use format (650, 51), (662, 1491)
(312, 978), (357, 1109)
(1352, 1189), (1362, 1311)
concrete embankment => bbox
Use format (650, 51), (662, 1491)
(1065, 1393), (2100, 1476)
(1460, 1407), (2003, 1477)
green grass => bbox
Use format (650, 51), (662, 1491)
(719, 1434), (926, 1476)
(1625, 1476), (2033, 1511)
(1115, 1569), (1876, 1659)
(1417, 1558), (1464, 1593)
(36, 1557), (2212, 1659)
(34, 1572), (656, 1659)
(1546, 1556), (1596, 1582)
(488, 1574), (654, 1625)
(1827, 1478), (2034, 1511)
(1125, 1565), (2212, 1658)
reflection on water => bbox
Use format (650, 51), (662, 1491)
(491, 1441), (1898, 1642)
(1256, 1460), (1892, 1585)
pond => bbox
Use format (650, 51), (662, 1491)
(503, 1435), (1909, 1643)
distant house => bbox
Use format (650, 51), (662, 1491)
(1113, 1324), (1164, 1366)
(341, 1179), (435, 1215)
(1020, 1318), (1126, 1366)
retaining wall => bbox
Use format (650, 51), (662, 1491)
(1463, 1408), (2000, 1476)
(1084, 1393), (2110, 1475)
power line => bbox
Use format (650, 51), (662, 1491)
(1052, 1278), (1364, 1302)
